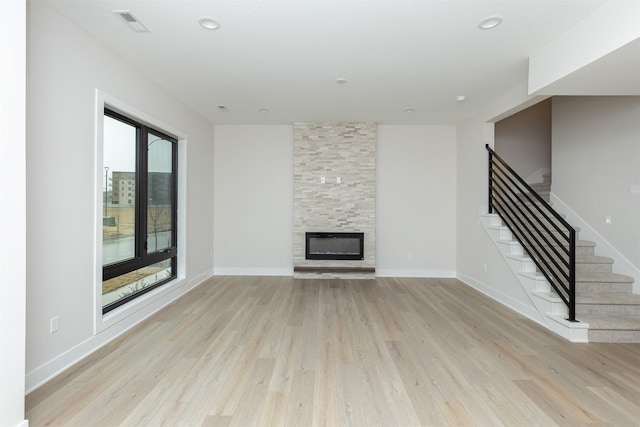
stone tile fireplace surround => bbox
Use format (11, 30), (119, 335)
(293, 122), (376, 279)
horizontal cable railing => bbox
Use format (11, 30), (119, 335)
(486, 144), (577, 322)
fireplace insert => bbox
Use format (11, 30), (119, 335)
(305, 232), (364, 260)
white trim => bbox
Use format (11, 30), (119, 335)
(375, 269), (456, 278)
(26, 271), (213, 393)
(213, 267), (294, 277)
(94, 89), (189, 334)
(457, 273), (543, 324)
(211, 268), (458, 279)
(550, 193), (640, 292)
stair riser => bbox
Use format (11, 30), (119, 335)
(500, 211), (558, 227)
(577, 304), (640, 316)
(530, 184), (551, 192)
(510, 211), (566, 225)
(532, 192), (550, 202)
(525, 244), (594, 257)
(588, 330), (640, 343)
(575, 247), (595, 257)
(535, 232), (579, 244)
(575, 264), (613, 273)
(515, 211), (566, 223)
(509, 200), (551, 208)
(576, 282), (633, 293)
(496, 215), (573, 237)
(541, 263), (613, 275)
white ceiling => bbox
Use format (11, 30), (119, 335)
(41, 0), (625, 125)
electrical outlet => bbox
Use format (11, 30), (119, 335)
(407, 252), (413, 260)
(50, 316), (59, 334)
(483, 264), (488, 272)
(631, 185), (640, 196)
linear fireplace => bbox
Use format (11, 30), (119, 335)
(305, 232), (364, 260)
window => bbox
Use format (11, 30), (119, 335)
(102, 108), (178, 313)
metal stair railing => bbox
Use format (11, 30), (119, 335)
(486, 144), (577, 321)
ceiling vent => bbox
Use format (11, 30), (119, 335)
(114, 10), (150, 32)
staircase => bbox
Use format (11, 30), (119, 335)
(483, 172), (640, 343)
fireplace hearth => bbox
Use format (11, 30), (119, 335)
(305, 232), (364, 260)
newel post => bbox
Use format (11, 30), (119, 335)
(486, 144), (493, 214)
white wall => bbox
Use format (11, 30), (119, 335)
(0, 0), (28, 425)
(213, 126), (294, 275)
(212, 124), (459, 278)
(26, 2), (214, 391)
(495, 98), (551, 183)
(376, 126), (457, 277)
(552, 96), (640, 271)
(456, 85), (548, 323)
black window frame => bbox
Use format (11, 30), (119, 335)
(102, 108), (178, 314)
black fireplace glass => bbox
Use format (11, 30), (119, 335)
(305, 232), (364, 260)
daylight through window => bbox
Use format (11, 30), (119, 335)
(102, 108), (178, 313)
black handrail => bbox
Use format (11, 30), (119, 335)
(486, 144), (577, 322)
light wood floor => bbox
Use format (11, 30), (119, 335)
(26, 276), (640, 426)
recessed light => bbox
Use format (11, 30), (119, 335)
(199, 17), (220, 30)
(335, 77), (348, 84)
(403, 108), (415, 113)
(456, 95), (466, 102)
(259, 108), (270, 113)
(478, 15), (503, 29)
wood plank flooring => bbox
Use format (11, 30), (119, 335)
(26, 276), (640, 426)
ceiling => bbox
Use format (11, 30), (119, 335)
(40, 0), (626, 125)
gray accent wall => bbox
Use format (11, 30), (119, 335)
(293, 123), (376, 278)
(552, 96), (640, 271)
(495, 98), (551, 184)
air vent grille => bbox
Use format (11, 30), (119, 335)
(120, 12), (136, 23)
(113, 10), (150, 32)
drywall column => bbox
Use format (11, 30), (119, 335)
(529, 1), (640, 94)
(0, 0), (28, 426)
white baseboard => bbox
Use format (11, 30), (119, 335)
(457, 272), (544, 326)
(212, 267), (457, 279)
(213, 267), (294, 277)
(376, 269), (456, 278)
(25, 270), (213, 394)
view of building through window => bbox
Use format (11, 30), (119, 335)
(103, 115), (136, 267)
(102, 110), (177, 312)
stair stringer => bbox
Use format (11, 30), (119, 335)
(479, 213), (589, 342)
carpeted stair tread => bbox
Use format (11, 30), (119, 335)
(576, 292), (640, 304)
(529, 239), (595, 249)
(575, 272), (634, 283)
